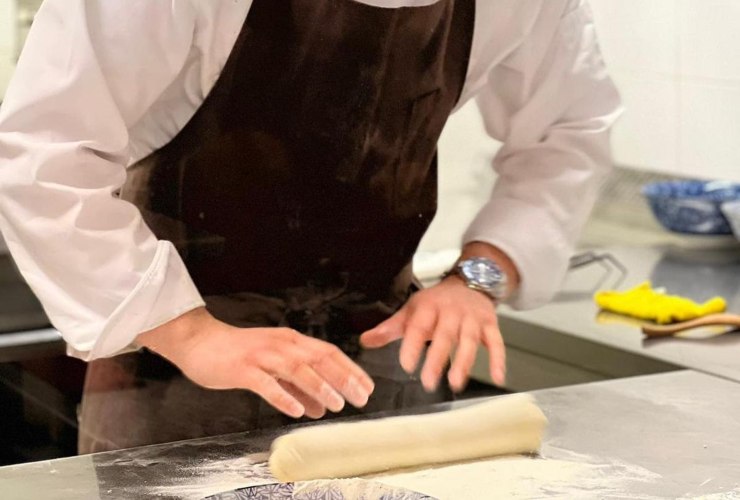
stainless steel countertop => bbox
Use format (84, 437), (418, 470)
(2, 370), (739, 499)
(498, 243), (740, 383)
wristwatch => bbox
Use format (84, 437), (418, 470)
(444, 257), (509, 301)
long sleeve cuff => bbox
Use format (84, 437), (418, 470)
(67, 241), (205, 361)
(463, 197), (572, 311)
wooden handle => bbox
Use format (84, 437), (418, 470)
(641, 313), (740, 338)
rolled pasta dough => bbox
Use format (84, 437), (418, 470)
(269, 394), (547, 482)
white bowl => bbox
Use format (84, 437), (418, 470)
(720, 200), (740, 241)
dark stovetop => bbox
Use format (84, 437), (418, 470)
(0, 255), (50, 334)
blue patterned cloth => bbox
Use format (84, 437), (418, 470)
(205, 480), (435, 500)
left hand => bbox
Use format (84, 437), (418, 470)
(360, 276), (506, 393)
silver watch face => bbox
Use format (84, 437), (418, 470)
(459, 257), (504, 291)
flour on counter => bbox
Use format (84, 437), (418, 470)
(146, 452), (661, 499)
(690, 492), (740, 499)
(140, 446), (663, 499)
(373, 453), (661, 500)
(144, 455), (273, 499)
(294, 479), (429, 499)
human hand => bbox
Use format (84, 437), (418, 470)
(137, 308), (374, 419)
(360, 276), (505, 392)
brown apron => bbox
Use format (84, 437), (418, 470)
(78, 0), (475, 454)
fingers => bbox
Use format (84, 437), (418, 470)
(483, 322), (506, 386)
(279, 381), (326, 420)
(303, 340), (374, 408)
(238, 367), (305, 419)
(420, 314), (458, 391)
(448, 316), (480, 392)
(268, 352), (346, 413)
(269, 333), (374, 409)
(185, 326), (375, 419)
(399, 307), (437, 374)
(359, 311), (407, 349)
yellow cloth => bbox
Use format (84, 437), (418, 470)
(594, 281), (726, 324)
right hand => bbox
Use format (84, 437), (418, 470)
(136, 307), (374, 419)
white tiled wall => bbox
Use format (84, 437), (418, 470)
(590, 0), (740, 181)
(680, 0), (740, 81)
(0, 0), (42, 100)
(0, 0), (17, 98)
(609, 75), (679, 171)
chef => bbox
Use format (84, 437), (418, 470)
(0, 0), (621, 453)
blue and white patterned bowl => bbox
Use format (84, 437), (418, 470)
(721, 200), (740, 241)
(205, 481), (435, 500)
(642, 180), (740, 235)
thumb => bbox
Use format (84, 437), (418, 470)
(360, 310), (407, 349)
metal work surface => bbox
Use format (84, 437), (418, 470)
(1, 370), (738, 499)
(498, 244), (740, 384)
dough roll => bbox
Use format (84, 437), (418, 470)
(269, 394), (547, 482)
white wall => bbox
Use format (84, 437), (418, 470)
(0, 0), (17, 98)
(589, 0), (740, 182)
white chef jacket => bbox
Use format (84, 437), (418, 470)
(0, 0), (622, 361)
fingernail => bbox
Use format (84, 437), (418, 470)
(321, 383), (345, 413)
(448, 371), (462, 391)
(346, 377), (370, 407)
(289, 402), (305, 419)
(400, 356), (416, 375)
(361, 378), (375, 397)
(422, 372), (438, 393)
(494, 368), (506, 386)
